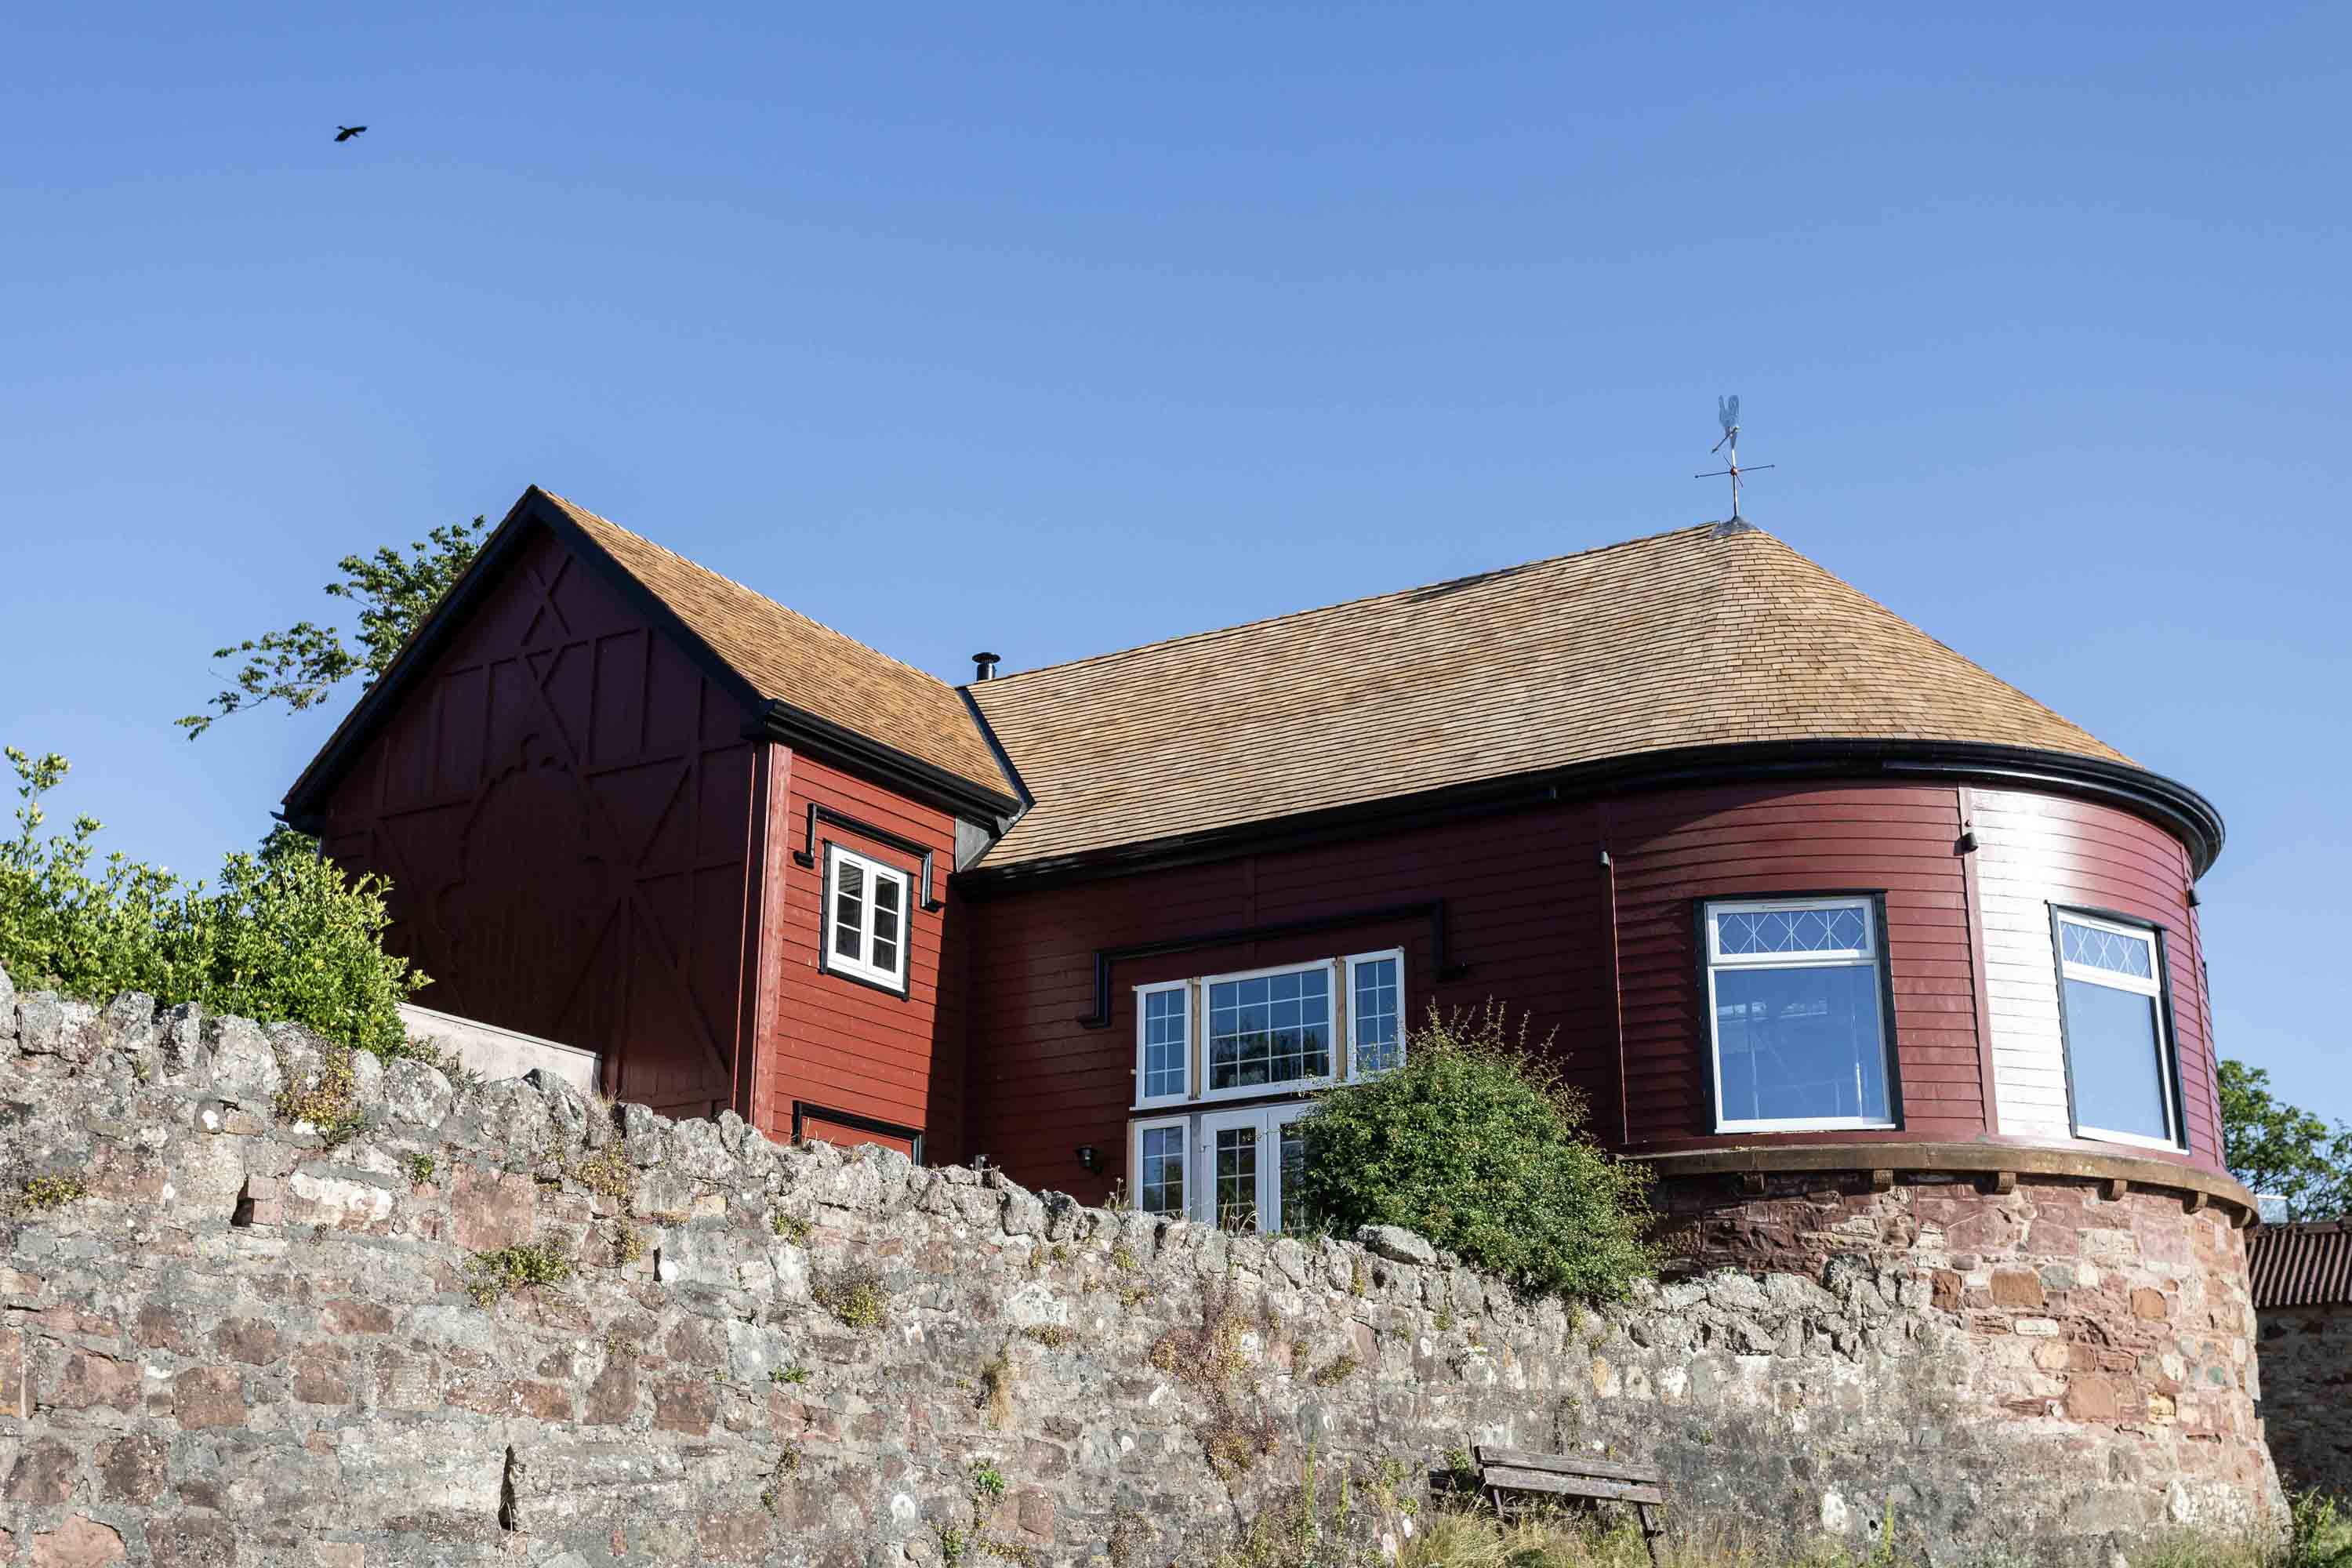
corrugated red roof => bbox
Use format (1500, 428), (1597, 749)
(2247, 1220), (2352, 1309)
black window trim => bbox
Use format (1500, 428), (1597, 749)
(1691, 890), (1907, 1136)
(2047, 903), (2188, 1153)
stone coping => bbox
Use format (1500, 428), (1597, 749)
(1635, 1141), (2259, 1227)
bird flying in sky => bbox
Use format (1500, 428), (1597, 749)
(334, 125), (367, 143)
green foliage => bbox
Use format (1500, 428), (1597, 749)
(465, 1241), (574, 1307)
(812, 1262), (889, 1330)
(0, 748), (429, 1058)
(1292, 1005), (1656, 1302)
(771, 1211), (813, 1244)
(176, 515), (488, 739)
(14, 1175), (89, 1214)
(2220, 1060), (2352, 1223)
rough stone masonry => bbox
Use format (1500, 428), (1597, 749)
(0, 969), (2285, 1566)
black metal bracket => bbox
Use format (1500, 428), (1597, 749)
(1077, 898), (1465, 1029)
(792, 803), (945, 912)
(791, 1100), (926, 1166)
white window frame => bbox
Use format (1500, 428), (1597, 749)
(1342, 946), (1408, 1080)
(1128, 1112), (1192, 1220)
(2053, 909), (2181, 1152)
(1196, 958), (1341, 1105)
(820, 843), (912, 992)
(1704, 895), (1897, 1134)
(1132, 979), (1192, 1110)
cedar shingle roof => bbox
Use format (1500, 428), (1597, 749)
(535, 490), (1011, 800)
(967, 521), (2132, 870)
(2249, 1221), (2352, 1309)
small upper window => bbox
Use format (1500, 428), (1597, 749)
(823, 844), (910, 991)
(1704, 896), (1896, 1132)
(2054, 910), (2180, 1150)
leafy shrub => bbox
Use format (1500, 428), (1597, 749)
(1291, 1004), (1656, 1302)
(0, 747), (428, 1059)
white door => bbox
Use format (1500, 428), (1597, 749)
(1194, 1104), (1315, 1235)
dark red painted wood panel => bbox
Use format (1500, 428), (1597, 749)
(757, 752), (969, 1159)
(311, 523), (762, 1117)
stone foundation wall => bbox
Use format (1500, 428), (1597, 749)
(2256, 1304), (2351, 1497)
(0, 974), (2286, 1566)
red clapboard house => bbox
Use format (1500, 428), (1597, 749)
(283, 485), (2248, 1232)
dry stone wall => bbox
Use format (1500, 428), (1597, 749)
(2255, 1304), (2350, 1497)
(0, 971), (2286, 1566)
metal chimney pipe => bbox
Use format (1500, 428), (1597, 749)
(971, 652), (1001, 682)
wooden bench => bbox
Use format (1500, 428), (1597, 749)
(1472, 1444), (1669, 1566)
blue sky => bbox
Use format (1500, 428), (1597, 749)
(2, 4), (2346, 1124)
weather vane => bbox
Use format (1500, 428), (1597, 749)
(1696, 394), (1773, 528)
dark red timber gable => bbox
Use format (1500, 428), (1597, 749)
(290, 517), (771, 1118)
(285, 488), (1019, 1145)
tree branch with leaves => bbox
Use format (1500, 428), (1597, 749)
(176, 517), (488, 739)
(2219, 1058), (2352, 1223)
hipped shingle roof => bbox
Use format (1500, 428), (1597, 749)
(965, 521), (2129, 869)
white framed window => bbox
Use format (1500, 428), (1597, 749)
(1704, 895), (1896, 1132)
(1131, 1114), (1190, 1218)
(2053, 909), (2180, 1151)
(1200, 960), (1337, 1102)
(1134, 981), (1191, 1109)
(1134, 1103), (1314, 1235)
(821, 844), (911, 992)
(1345, 948), (1406, 1077)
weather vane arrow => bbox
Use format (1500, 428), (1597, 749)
(1697, 394), (1774, 528)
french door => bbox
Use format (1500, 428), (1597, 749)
(1194, 1104), (1312, 1235)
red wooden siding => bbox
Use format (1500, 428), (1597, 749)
(964, 777), (2227, 1200)
(964, 803), (1614, 1201)
(1607, 784), (1984, 1150)
(755, 751), (969, 1158)
(311, 523), (764, 1117)
(1967, 787), (2220, 1169)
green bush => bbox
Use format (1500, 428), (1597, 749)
(1292, 1004), (1656, 1302)
(0, 746), (429, 1059)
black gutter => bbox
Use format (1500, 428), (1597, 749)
(956, 738), (2226, 896)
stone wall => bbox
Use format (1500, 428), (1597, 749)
(2256, 1304), (2350, 1497)
(0, 971), (2286, 1566)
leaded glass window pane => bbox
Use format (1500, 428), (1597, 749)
(2060, 920), (2154, 981)
(1715, 905), (1870, 959)
(1207, 968), (1330, 1092)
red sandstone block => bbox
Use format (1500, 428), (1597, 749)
(172, 1367), (245, 1429)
